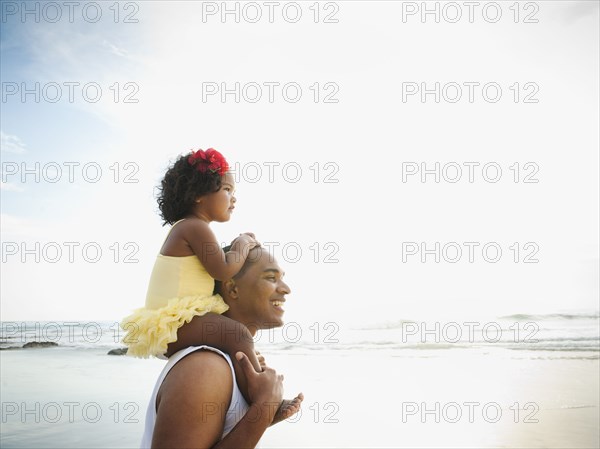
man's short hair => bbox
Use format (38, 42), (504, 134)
(213, 245), (261, 295)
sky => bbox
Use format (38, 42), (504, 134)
(1, 0), (598, 327)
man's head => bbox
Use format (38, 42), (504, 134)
(214, 246), (291, 334)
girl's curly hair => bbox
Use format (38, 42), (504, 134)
(157, 154), (223, 225)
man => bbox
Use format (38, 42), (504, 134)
(140, 246), (302, 448)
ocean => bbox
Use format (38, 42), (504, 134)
(2, 312), (599, 356)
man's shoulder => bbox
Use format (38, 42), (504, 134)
(158, 349), (233, 404)
(178, 348), (233, 372)
(152, 349), (236, 447)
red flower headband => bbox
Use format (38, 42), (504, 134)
(187, 148), (229, 176)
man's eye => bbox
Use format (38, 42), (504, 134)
(266, 277), (276, 281)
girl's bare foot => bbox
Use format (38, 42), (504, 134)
(271, 393), (304, 425)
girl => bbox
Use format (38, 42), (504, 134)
(121, 148), (301, 423)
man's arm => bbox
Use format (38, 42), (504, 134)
(152, 350), (232, 448)
(164, 313), (264, 406)
(152, 350), (283, 449)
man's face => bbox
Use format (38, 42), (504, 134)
(231, 248), (291, 331)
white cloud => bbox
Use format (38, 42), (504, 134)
(0, 213), (41, 237)
(0, 182), (24, 192)
(102, 39), (130, 58)
(0, 131), (27, 154)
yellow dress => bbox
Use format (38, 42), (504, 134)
(121, 220), (229, 358)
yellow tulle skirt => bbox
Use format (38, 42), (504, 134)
(120, 294), (229, 358)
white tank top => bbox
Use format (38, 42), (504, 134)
(140, 345), (250, 448)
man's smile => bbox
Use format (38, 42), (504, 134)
(271, 299), (285, 312)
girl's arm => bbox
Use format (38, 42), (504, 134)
(184, 220), (257, 281)
(166, 313), (262, 404)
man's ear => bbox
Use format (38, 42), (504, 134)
(224, 279), (238, 299)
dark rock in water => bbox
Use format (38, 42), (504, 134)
(108, 347), (128, 355)
(22, 341), (58, 348)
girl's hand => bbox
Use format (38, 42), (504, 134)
(256, 350), (266, 370)
(231, 233), (260, 250)
(271, 393), (304, 426)
(237, 232), (258, 245)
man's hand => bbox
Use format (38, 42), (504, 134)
(251, 351), (304, 426)
(236, 351), (283, 423)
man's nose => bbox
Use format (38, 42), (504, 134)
(232, 195), (237, 203)
(278, 280), (291, 295)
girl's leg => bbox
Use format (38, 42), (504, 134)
(165, 313), (262, 404)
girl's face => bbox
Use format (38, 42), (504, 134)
(198, 172), (236, 222)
